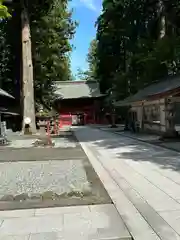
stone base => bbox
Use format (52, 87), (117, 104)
(24, 128), (32, 135)
(33, 137), (55, 147)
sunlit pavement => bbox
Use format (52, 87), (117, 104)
(74, 126), (180, 240)
(0, 204), (131, 240)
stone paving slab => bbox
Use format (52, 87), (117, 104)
(0, 235), (29, 240)
(111, 160), (180, 212)
(123, 158), (180, 200)
(0, 209), (35, 219)
(76, 133), (160, 240)
(0, 215), (63, 235)
(74, 126), (180, 240)
(0, 148), (85, 162)
(105, 127), (180, 153)
(29, 232), (62, 240)
(111, 168), (180, 240)
(35, 205), (90, 216)
(115, 131), (160, 142)
(0, 204), (131, 240)
(159, 210), (180, 236)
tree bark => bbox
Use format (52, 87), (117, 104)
(21, 4), (36, 134)
(158, 0), (166, 39)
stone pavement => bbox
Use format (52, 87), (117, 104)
(114, 130), (180, 153)
(96, 125), (180, 153)
(0, 131), (132, 240)
(74, 126), (180, 240)
(0, 204), (131, 239)
(93, 124), (160, 142)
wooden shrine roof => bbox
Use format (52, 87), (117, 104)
(0, 88), (14, 99)
(54, 80), (105, 100)
(115, 75), (180, 107)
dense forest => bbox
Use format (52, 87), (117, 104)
(86, 0), (180, 101)
(0, 1), (10, 18)
(0, 0), (76, 102)
(2, 0), (180, 131)
(0, 0), (76, 131)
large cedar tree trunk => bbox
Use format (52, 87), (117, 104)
(158, 0), (166, 39)
(21, 4), (36, 134)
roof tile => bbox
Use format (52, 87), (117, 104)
(55, 81), (103, 99)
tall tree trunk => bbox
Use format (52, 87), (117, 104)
(158, 0), (166, 39)
(21, 3), (36, 134)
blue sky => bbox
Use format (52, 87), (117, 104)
(69, 0), (102, 78)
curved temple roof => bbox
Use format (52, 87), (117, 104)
(0, 88), (14, 99)
(54, 81), (105, 100)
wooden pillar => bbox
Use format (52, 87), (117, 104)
(0, 114), (1, 136)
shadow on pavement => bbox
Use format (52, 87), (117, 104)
(75, 127), (180, 173)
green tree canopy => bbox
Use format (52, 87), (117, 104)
(86, 39), (97, 79)
(30, 0), (77, 110)
(94, 0), (180, 100)
(77, 39), (98, 81)
(0, 0), (11, 19)
(0, 0), (77, 111)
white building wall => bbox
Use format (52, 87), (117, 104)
(131, 98), (166, 134)
(143, 122), (161, 132)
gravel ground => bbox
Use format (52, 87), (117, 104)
(0, 160), (90, 198)
(0, 132), (111, 210)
